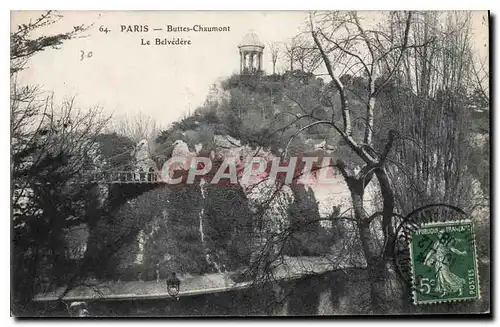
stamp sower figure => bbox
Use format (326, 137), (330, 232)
(423, 229), (467, 297)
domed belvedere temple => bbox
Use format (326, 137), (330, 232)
(238, 31), (265, 74)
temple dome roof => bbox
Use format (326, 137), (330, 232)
(239, 32), (264, 48)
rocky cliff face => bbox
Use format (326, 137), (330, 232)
(131, 139), (157, 177)
(206, 134), (381, 222)
(85, 135), (382, 279)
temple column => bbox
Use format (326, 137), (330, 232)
(258, 52), (262, 71)
(240, 50), (244, 73)
(244, 52), (249, 71)
(249, 52), (254, 71)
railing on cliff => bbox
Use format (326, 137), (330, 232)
(90, 171), (163, 184)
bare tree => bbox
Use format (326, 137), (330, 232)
(260, 10), (489, 313)
(248, 11), (417, 313)
(10, 11), (87, 76)
(383, 12), (489, 230)
(470, 53), (489, 106)
(282, 37), (297, 72)
(282, 35), (322, 74)
(108, 112), (160, 142)
(309, 12), (416, 312)
(11, 11), (112, 315)
(107, 112), (163, 158)
(294, 37), (323, 74)
(267, 41), (281, 75)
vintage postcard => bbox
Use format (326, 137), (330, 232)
(10, 10), (490, 317)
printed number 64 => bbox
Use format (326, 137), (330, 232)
(419, 277), (435, 294)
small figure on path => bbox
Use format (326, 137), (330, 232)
(68, 301), (90, 317)
(167, 272), (181, 300)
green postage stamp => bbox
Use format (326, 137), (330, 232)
(409, 220), (480, 304)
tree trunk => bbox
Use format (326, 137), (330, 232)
(345, 172), (405, 313)
(376, 168), (396, 256)
(372, 168), (406, 313)
(347, 177), (380, 264)
(13, 244), (39, 314)
(345, 176), (380, 312)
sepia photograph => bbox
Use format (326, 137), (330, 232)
(10, 9), (490, 317)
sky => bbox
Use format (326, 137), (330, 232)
(11, 11), (309, 128)
(11, 11), (488, 128)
